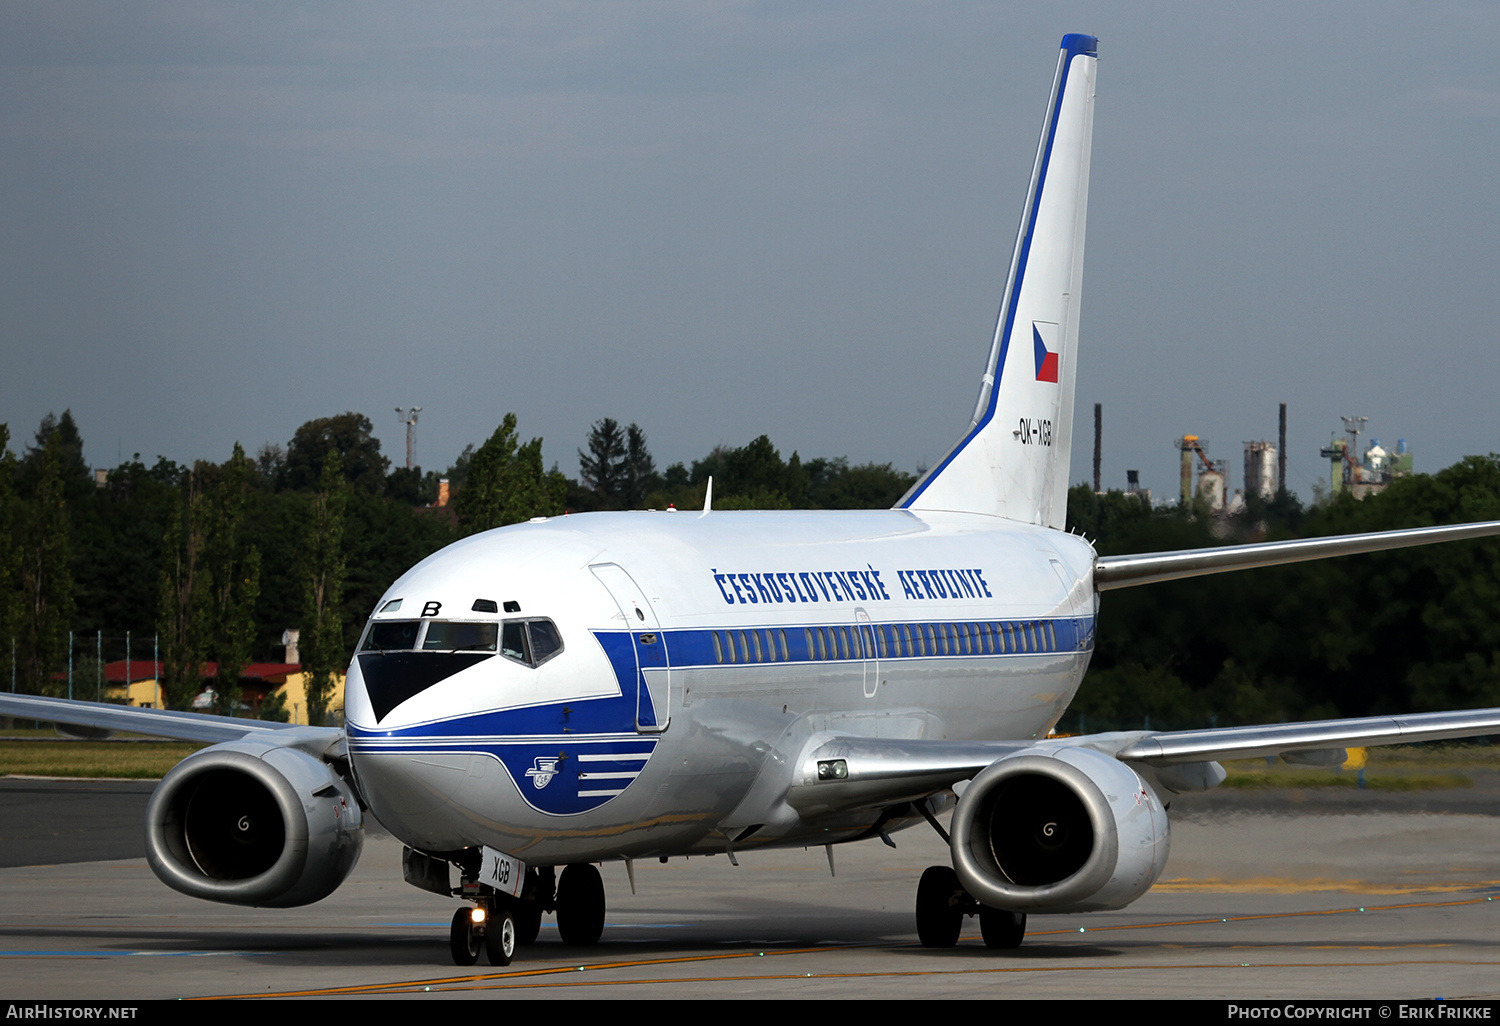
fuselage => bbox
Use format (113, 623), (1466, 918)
(344, 508), (1099, 864)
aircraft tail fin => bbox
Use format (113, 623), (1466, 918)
(898, 34), (1097, 527)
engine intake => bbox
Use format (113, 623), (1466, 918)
(949, 747), (1168, 913)
(146, 741), (364, 907)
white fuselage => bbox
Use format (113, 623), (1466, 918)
(344, 508), (1099, 864)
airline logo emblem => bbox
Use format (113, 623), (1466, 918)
(1033, 324), (1059, 383)
(525, 756), (561, 789)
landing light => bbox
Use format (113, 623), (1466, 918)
(817, 760), (849, 781)
(470, 907), (486, 925)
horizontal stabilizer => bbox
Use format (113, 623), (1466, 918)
(1094, 520), (1500, 591)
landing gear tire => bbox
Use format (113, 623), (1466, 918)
(515, 900), (543, 945)
(450, 907), (480, 965)
(980, 906), (1027, 949)
(485, 907), (517, 966)
(915, 865), (965, 948)
(556, 863), (606, 946)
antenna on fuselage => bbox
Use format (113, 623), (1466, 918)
(700, 476), (713, 518)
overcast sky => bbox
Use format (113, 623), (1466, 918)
(3, 2), (1497, 504)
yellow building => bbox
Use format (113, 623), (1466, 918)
(103, 660), (346, 726)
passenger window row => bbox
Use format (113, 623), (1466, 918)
(707, 620), (1061, 665)
(711, 628), (791, 665)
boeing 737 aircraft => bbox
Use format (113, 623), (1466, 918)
(6, 34), (1500, 968)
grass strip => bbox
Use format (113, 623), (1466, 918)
(0, 740), (204, 779)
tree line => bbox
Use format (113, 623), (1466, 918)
(1064, 459), (1500, 731)
(5, 405), (1496, 728)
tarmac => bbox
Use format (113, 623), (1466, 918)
(2, 777), (1499, 1000)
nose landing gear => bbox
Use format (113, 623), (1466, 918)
(484, 907), (517, 966)
(447, 862), (608, 965)
(449, 907), (482, 966)
(449, 901), (521, 967)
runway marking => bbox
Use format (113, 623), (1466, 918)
(1154, 876), (1500, 895)
(191, 895), (1500, 999)
(0, 950), (267, 958)
(196, 947), (850, 999)
(1026, 893), (1499, 937)
(202, 958), (1500, 998)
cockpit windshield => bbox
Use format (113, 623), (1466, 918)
(422, 620), (499, 652)
(358, 619), (499, 653)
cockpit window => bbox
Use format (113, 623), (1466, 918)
(501, 621), (528, 663)
(422, 620), (499, 652)
(529, 620), (563, 662)
(500, 618), (564, 668)
(361, 620), (421, 652)
(354, 618), (420, 648)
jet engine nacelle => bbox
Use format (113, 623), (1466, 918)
(949, 746), (1168, 913)
(145, 740), (364, 908)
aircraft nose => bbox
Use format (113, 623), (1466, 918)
(351, 747), (479, 823)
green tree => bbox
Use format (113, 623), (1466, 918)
(687, 435), (805, 509)
(17, 411), (89, 502)
(158, 469), (207, 711)
(75, 455), (182, 640)
(300, 451), (347, 726)
(16, 428), (76, 696)
(384, 465), (433, 506)
(0, 426), (18, 691)
(454, 414), (565, 533)
(578, 418), (627, 506)
(576, 419), (659, 510)
(804, 457), (916, 509)
(623, 424), (658, 507)
(201, 444), (262, 716)
(256, 685), (291, 723)
(284, 413), (390, 495)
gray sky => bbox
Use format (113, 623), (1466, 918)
(3, 2), (1497, 504)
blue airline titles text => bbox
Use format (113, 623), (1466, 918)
(711, 567), (993, 605)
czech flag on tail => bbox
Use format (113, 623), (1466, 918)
(1033, 324), (1059, 383)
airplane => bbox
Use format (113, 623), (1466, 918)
(5, 32), (1500, 969)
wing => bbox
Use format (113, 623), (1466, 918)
(1113, 706), (1500, 764)
(791, 704), (1500, 814)
(1094, 520), (1500, 590)
(0, 692), (343, 752)
(785, 736), (1031, 814)
(789, 706), (1500, 915)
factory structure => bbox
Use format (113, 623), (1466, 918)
(1092, 403), (1412, 512)
(1319, 416), (1414, 501)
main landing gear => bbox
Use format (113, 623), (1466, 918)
(914, 865), (1026, 950)
(448, 862), (608, 966)
(555, 863), (606, 946)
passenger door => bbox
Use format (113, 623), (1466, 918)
(589, 563), (671, 733)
